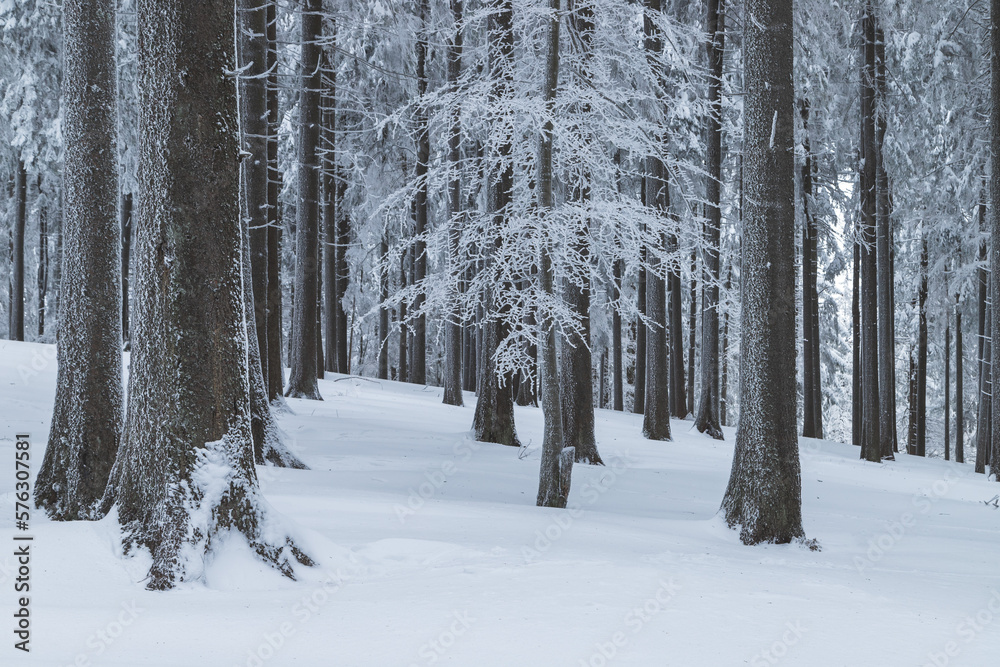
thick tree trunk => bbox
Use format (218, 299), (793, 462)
(695, 0), (724, 440)
(721, 0), (804, 545)
(103, 0), (311, 588)
(443, 0), (465, 406)
(265, 0), (284, 401)
(35, 0), (122, 520)
(643, 162), (671, 441)
(9, 161), (26, 341)
(285, 0), (323, 399)
(473, 0), (519, 448)
(239, 0), (270, 384)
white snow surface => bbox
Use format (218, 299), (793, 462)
(2, 339), (1000, 666)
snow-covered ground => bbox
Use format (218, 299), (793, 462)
(2, 339), (1000, 666)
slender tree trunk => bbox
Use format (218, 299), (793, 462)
(907, 342), (917, 455)
(121, 192), (132, 347)
(852, 231), (861, 446)
(37, 184), (47, 337)
(103, 0), (311, 589)
(946, 323), (951, 460)
(976, 193), (990, 471)
(720, 263), (731, 427)
(285, 0), (323, 400)
(334, 161), (350, 375)
(378, 234), (390, 380)
(443, 0), (465, 406)
(992, 0), (1000, 479)
(669, 270), (685, 417)
(399, 248), (409, 383)
(315, 220), (324, 378)
(634, 243), (647, 415)
(35, 0), (122, 520)
(687, 249), (697, 415)
(859, 1), (881, 462)
(265, 0), (284, 401)
(412, 0), (429, 385)
(957, 298), (964, 463)
(9, 161), (26, 341)
(977, 301), (992, 473)
(537, 0), (573, 507)
(801, 99), (823, 439)
(322, 62), (338, 374)
(239, 0), (270, 385)
(473, 0), (520, 448)
(721, 0), (803, 544)
(613, 258), (624, 411)
(916, 238), (928, 457)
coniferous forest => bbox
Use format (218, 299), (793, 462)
(2, 0), (1000, 664)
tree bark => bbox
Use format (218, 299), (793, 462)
(37, 181), (47, 337)
(412, 0), (429, 385)
(265, 0), (284, 401)
(35, 0), (122, 520)
(957, 300), (964, 463)
(103, 0), (311, 588)
(322, 60), (338, 374)
(801, 99), (823, 439)
(285, 0), (323, 399)
(9, 161), (26, 341)
(634, 244), (647, 415)
(443, 0), (465, 406)
(643, 163), (671, 441)
(378, 234), (390, 380)
(121, 192), (132, 347)
(916, 238), (928, 457)
(695, 0), (724, 440)
(721, 0), (804, 545)
(991, 0), (1000, 479)
(945, 323), (951, 460)
(687, 249), (697, 416)
(977, 301), (992, 473)
(613, 258), (624, 411)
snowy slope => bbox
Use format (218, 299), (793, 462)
(2, 339), (1000, 666)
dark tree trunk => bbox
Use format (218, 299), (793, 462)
(874, 17), (895, 459)
(945, 323), (951, 460)
(9, 161), (26, 341)
(907, 343), (917, 455)
(687, 249), (697, 416)
(378, 234), (390, 380)
(473, 0), (519, 448)
(634, 245), (647, 415)
(852, 232), (861, 446)
(859, 1), (881, 463)
(35, 0), (122, 520)
(976, 194), (990, 472)
(37, 182), (47, 337)
(721, 0), (804, 545)
(334, 163), (350, 375)
(992, 0), (1000, 479)
(643, 165), (671, 441)
(801, 99), (823, 439)
(957, 299), (964, 463)
(398, 248), (409, 383)
(412, 0), (429, 385)
(695, 0), (724, 440)
(239, 0), (270, 385)
(265, 0), (284, 401)
(668, 271), (685, 417)
(443, 0), (465, 406)
(121, 192), (133, 347)
(720, 262), (731, 426)
(537, 0), (572, 507)
(322, 63), (338, 374)
(103, 0), (311, 588)
(315, 219), (324, 379)
(977, 301), (992, 473)
(285, 0), (323, 400)
(613, 258), (624, 411)
(916, 238), (928, 457)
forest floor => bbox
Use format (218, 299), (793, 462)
(2, 339), (1000, 666)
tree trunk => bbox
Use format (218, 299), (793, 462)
(669, 270), (685, 417)
(859, 1), (881, 462)
(976, 194), (989, 471)
(239, 0), (270, 385)
(103, 0), (311, 588)
(9, 161), (26, 341)
(852, 231), (861, 446)
(634, 242), (647, 415)
(945, 323), (951, 460)
(285, 0), (323, 400)
(992, 0), (1000, 479)
(687, 249), (697, 416)
(695, 0), (724, 440)
(121, 192), (133, 347)
(643, 164), (671, 441)
(907, 342), (917, 455)
(265, 0), (284, 401)
(378, 234), (390, 380)
(916, 238), (928, 457)
(613, 258), (624, 411)
(335, 160), (350, 375)
(721, 0), (804, 545)
(322, 62), (338, 374)
(801, 99), (823, 439)
(37, 182), (47, 337)
(398, 248), (409, 383)
(473, 0), (519, 448)
(977, 301), (992, 473)
(35, 0), (122, 520)
(443, 0), (465, 406)
(957, 298), (964, 463)
(412, 0), (429, 385)
(720, 262), (731, 426)
(537, 0), (572, 507)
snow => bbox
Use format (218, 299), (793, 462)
(2, 339), (1000, 666)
